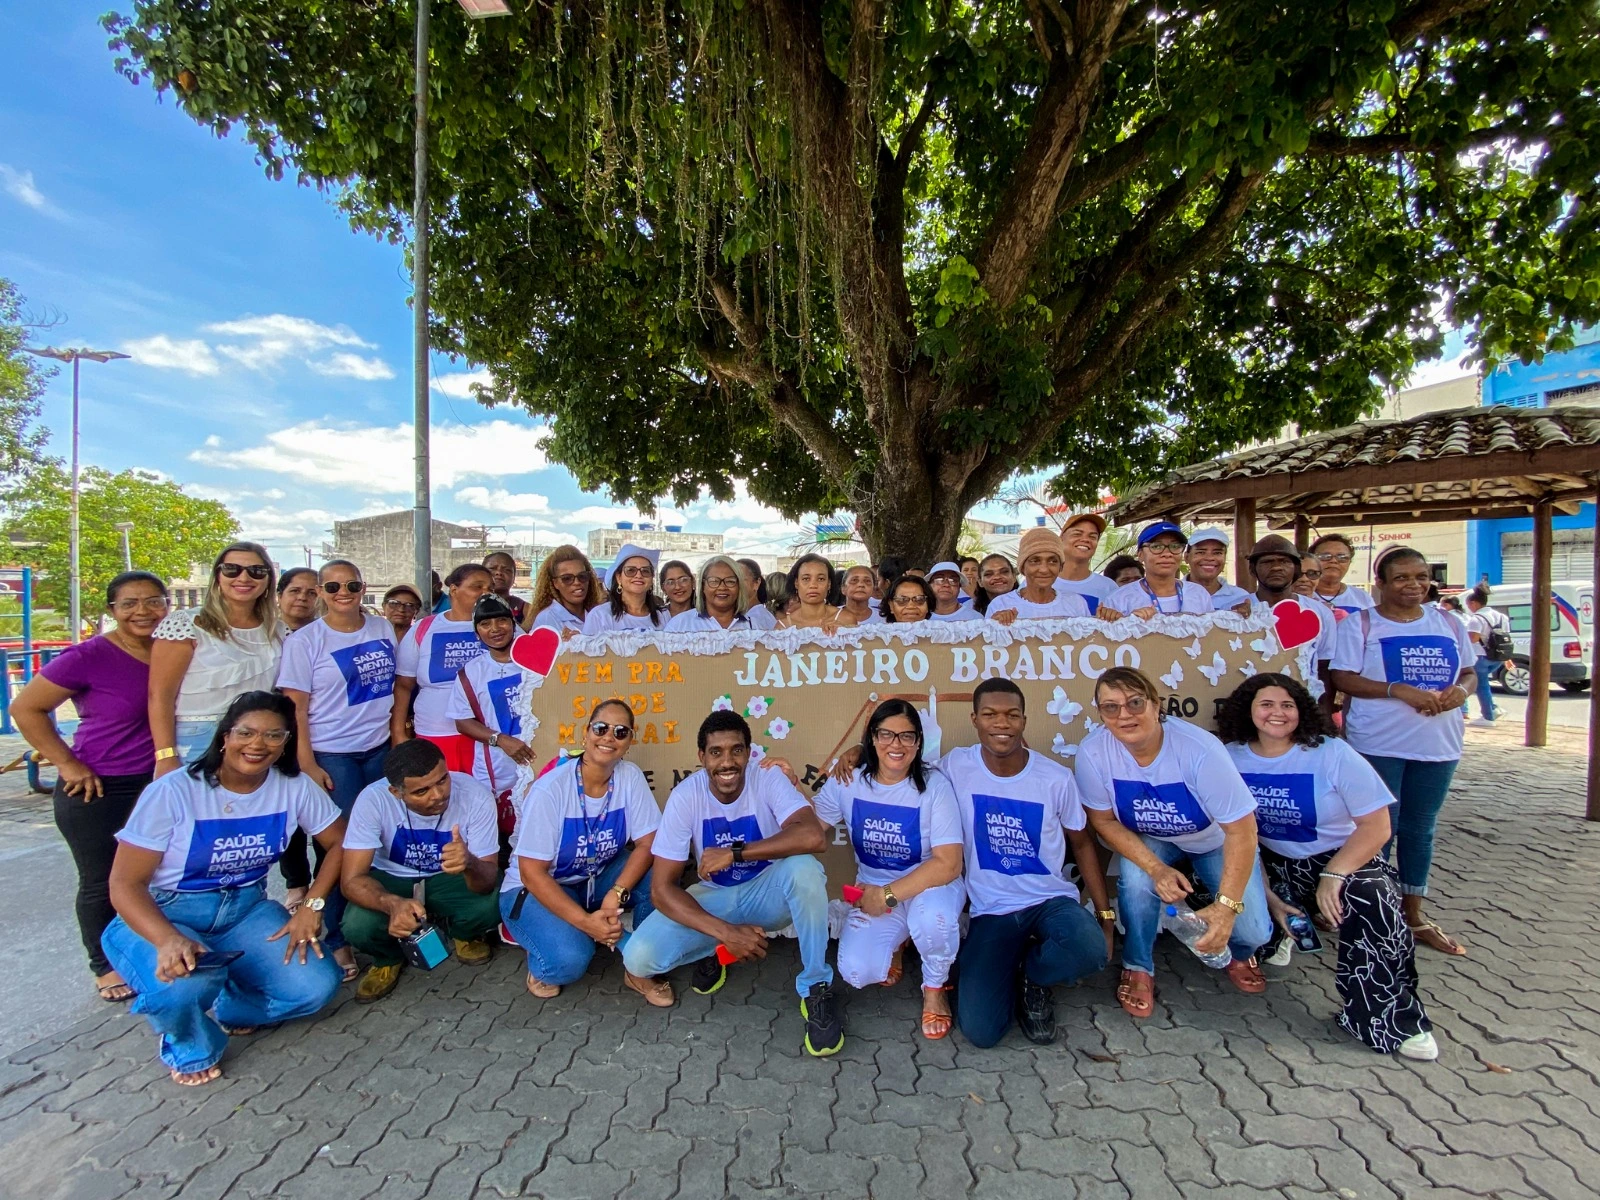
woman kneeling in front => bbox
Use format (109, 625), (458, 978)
(1219, 673), (1436, 1060)
(1075, 667), (1272, 1018)
(814, 700), (965, 1039)
(103, 691), (345, 1086)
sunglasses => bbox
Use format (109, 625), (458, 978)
(555, 572), (591, 586)
(588, 721), (634, 740)
(322, 580), (364, 595)
(618, 565), (654, 579)
(1096, 695), (1150, 718)
(218, 563), (270, 580)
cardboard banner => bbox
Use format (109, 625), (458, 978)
(513, 611), (1312, 892)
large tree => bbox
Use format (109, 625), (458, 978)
(0, 279), (55, 492)
(3, 465), (239, 613)
(107, 2), (1600, 561)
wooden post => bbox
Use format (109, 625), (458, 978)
(1234, 498), (1257, 591)
(1293, 515), (1311, 554)
(1587, 478), (1599, 820)
(1525, 499), (1552, 748)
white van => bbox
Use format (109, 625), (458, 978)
(1480, 580), (1594, 695)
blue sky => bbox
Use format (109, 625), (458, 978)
(1, 7), (1473, 568)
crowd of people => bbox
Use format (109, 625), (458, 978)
(10, 515), (1495, 1085)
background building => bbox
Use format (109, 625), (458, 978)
(325, 512), (537, 598)
(586, 523), (725, 564)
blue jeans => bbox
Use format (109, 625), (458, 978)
(101, 882), (341, 1074)
(1472, 658), (1497, 720)
(1362, 755), (1459, 897)
(313, 740), (390, 951)
(499, 854), (656, 986)
(623, 856), (834, 997)
(956, 896), (1108, 1048)
(1117, 835), (1273, 974)
(174, 719), (215, 765)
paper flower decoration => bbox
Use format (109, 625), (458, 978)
(710, 694), (734, 713)
(749, 744), (768, 763)
(767, 717), (793, 740)
(745, 696), (772, 719)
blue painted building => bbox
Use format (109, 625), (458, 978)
(1466, 333), (1600, 586)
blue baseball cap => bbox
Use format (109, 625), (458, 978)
(1136, 521), (1188, 548)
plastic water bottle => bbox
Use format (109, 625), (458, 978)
(1160, 904), (1231, 969)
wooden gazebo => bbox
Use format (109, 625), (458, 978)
(1106, 405), (1600, 818)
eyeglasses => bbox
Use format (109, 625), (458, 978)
(218, 563), (270, 580)
(555, 571), (591, 586)
(227, 726), (291, 746)
(1316, 552), (1353, 564)
(891, 594), (929, 606)
(872, 729), (920, 748)
(1096, 695), (1150, 718)
(703, 575), (740, 590)
(111, 597), (170, 614)
(384, 599), (420, 613)
(618, 566), (653, 579)
(1141, 543), (1185, 557)
(588, 721), (634, 740)
(322, 580), (364, 595)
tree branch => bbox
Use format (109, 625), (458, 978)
(1306, 118), (1539, 158)
(1056, 114), (1171, 212)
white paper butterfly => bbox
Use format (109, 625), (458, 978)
(1238, 660), (1259, 679)
(1160, 660), (1184, 690)
(1250, 636), (1274, 655)
(1229, 638), (1243, 651)
(1046, 686), (1083, 726)
(1183, 638), (1203, 659)
(1051, 733), (1079, 759)
(1198, 651), (1228, 686)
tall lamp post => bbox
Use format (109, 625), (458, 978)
(24, 347), (130, 643)
(115, 521), (135, 572)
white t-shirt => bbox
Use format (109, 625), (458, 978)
(1053, 572), (1117, 616)
(1075, 718), (1256, 855)
(745, 605), (780, 630)
(666, 610), (758, 633)
(1206, 583), (1254, 611)
(1226, 739), (1393, 858)
(1102, 580), (1215, 617)
(508, 758), (662, 888)
(117, 768), (339, 893)
(582, 606), (669, 635)
(153, 609), (283, 721)
(1249, 594), (1338, 662)
(396, 615), (486, 736)
(929, 604), (979, 623)
(937, 745), (1086, 917)
(276, 616), (397, 753)
(1312, 585), (1376, 619)
(344, 771), (499, 878)
(1464, 612), (1488, 660)
(445, 652), (526, 792)
(985, 590), (1091, 621)
(653, 765), (811, 888)
(532, 601), (586, 631)
(813, 768), (963, 888)
(1332, 606), (1473, 762)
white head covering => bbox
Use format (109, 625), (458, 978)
(1187, 526), (1230, 549)
(606, 543), (661, 588)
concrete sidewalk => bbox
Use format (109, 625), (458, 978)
(1, 724), (1596, 1199)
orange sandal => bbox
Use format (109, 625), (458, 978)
(883, 946), (905, 988)
(1117, 969), (1155, 1018)
(920, 986), (953, 1040)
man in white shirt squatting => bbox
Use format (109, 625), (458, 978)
(623, 711), (843, 1057)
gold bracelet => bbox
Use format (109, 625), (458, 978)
(1216, 894), (1245, 915)
(154, 747), (179, 762)
(1096, 909), (1116, 922)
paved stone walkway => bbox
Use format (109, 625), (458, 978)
(1, 724), (1596, 1199)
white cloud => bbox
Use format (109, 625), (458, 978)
(206, 313), (372, 372)
(720, 521), (808, 552)
(433, 368), (494, 398)
(231, 505), (338, 545)
(501, 523), (588, 549)
(687, 481), (787, 526)
(455, 486), (551, 515)
(0, 164), (60, 217)
(560, 504), (686, 528)
(123, 335), (221, 376)
(190, 418), (551, 494)
(312, 352), (396, 381)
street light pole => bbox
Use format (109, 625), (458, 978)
(115, 521), (135, 572)
(24, 347), (130, 643)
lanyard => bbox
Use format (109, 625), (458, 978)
(1140, 580), (1181, 614)
(402, 802), (449, 871)
(575, 761), (617, 904)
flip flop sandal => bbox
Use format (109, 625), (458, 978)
(1410, 921), (1467, 956)
(1224, 957), (1267, 994)
(920, 986), (953, 1040)
(1117, 970), (1155, 1019)
(217, 1022), (279, 1037)
(97, 982), (135, 1003)
(169, 1066), (222, 1087)
(883, 947), (905, 988)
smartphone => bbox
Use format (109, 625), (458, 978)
(1286, 913), (1323, 954)
(190, 949), (244, 972)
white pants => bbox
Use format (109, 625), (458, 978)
(836, 879), (966, 989)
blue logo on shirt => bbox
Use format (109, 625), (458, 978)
(701, 814), (767, 886)
(428, 632), (483, 683)
(388, 826), (452, 874)
(1379, 635), (1459, 691)
(850, 799), (920, 873)
(555, 808), (628, 881)
(1112, 779), (1213, 840)
(971, 794), (1046, 876)
(1241, 772), (1317, 843)
(330, 639), (396, 706)
(179, 812), (288, 891)
(487, 674), (522, 736)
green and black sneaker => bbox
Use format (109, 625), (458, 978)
(800, 982), (844, 1057)
(691, 955), (727, 996)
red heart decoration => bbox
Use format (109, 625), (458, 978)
(1271, 600), (1323, 651)
(509, 626), (561, 676)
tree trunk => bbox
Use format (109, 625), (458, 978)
(853, 444), (972, 568)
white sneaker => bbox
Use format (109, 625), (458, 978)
(1264, 940), (1293, 967)
(1398, 1031), (1439, 1061)
(1467, 717), (1495, 727)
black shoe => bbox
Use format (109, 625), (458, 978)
(1016, 976), (1056, 1045)
(691, 955), (727, 996)
(800, 982), (844, 1057)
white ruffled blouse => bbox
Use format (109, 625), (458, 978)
(153, 609), (284, 721)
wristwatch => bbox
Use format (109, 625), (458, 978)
(1097, 908), (1116, 922)
(302, 896), (326, 913)
(730, 840), (746, 864)
(1216, 894), (1245, 916)
(883, 886), (899, 910)
(488, 732), (500, 748)
(612, 885), (631, 907)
